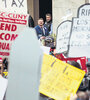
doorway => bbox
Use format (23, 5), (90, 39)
(39, 0), (52, 22)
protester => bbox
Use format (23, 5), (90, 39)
(35, 18), (49, 39)
(44, 13), (52, 35)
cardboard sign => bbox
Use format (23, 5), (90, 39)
(0, 11), (28, 59)
(39, 54), (85, 100)
(0, 0), (27, 14)
(0, 75), (8, 100)
(68, 4), (90, 58)
(56, 20), (72, 54)
(55, 53), (87, 72)
(41, 54), (56, 77)
(6, 27), (43, 100)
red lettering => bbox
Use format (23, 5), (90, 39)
(5, 33), (10, 40)
(0, 33), (5, 40)
(5, 24), (11, 31)
(8, 13), (12, 18)
(0, 52), (10, 56)
(24, 15), (27, 19)
(1, 12), (6, 17)
(0, 23), (17, 31)
(11, 34), (18, 41)
(0, 23), (5, 30)
(18, 14), (23, 19)
(0, 33), (18, 41)
(11, 25), (17, 31)
(0, 42), (10, 50)
(5, 43), (10, 50)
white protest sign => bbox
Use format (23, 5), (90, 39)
(68, 4), (90, 58)
(6, 27), (43, 100)
(0, 0), (27, 14)
(0, 75), (8, 100)
(0, 11), (28, 59)
(56, 20), (72, 53)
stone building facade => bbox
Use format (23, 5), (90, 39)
(27, 0), (88, 34)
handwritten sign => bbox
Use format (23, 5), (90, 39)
(39, 54), (85, 100)
(54, 53), (87, 72)
(68, 4), (90, 58)
(0, 0), (27, 14)
(41, 54), (56, 77)
(0, 11), (28, 59)
(56, 20), (72, 54)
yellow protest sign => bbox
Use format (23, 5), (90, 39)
(39, 54), (85, 100)
(41, 54), (56, 77)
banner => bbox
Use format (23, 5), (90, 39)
(0, 11), (28, 59)
(39, 54), (85, 100)
(0, 0), (27, 14)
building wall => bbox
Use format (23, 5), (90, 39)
(52, 0), (85, 34)
(27, 0), (39, 26)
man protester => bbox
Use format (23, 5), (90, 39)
(35, 18), (49, 39)
(44, 13), (52, 35)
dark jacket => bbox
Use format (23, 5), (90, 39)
(44, 21), (52, 32)
(35, 25), (49, 39)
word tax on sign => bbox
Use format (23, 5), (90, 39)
(68, 4), (90, 58)
(39, 54), (85, 100)
(0, 11), (28, 59)
(0, 0), (27, 14)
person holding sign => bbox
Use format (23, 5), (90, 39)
(35, 18), (49, 39)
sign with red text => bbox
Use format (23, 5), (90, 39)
(0, 0), (27, 14)
(0, 11), (28, 58)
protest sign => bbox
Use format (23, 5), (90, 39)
(68, 4), (90, 58)
(0, 0), (27, 14)
(56, 20), (72, 54)
(55, 53), (87, 72)
(0, 11), (28, 59)
(0, 75), (8, 100)
(41, 54), (56, 77)
(39, 54), (85, 100)
(6, 27), (43, 100)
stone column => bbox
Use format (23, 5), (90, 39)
(27, 0), (39, 26)
(85, 0), (89, 3)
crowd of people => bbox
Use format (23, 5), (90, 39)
(0, 13), (90, 100)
